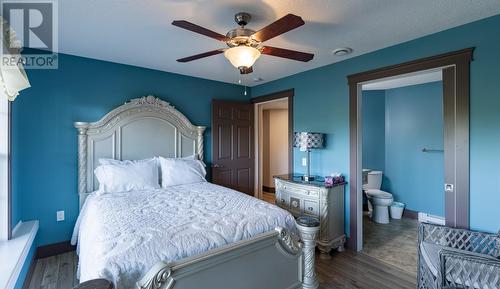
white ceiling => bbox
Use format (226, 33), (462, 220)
(58, 0), (500, 86)
(362, 69), (443, 90)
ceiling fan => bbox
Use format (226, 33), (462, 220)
(172, 12), (314, 74)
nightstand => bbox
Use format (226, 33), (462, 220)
(274, 174), (346, 258)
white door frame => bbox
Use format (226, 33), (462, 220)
(251, 90), (294, 200)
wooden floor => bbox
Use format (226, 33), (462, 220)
(27, 251), (78, 289)
(27, 250), (416, 289)
(318, 250), (416, 289)
(261, 191), (276, 203)
(363, 215), (418, 276)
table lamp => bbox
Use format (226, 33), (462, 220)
(293, 132), (325, 181)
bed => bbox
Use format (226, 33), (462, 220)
(72, 96), (319, 289)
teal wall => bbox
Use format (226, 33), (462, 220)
(384, 82), (444, 216)
(362, 90), (385, 171)
(252, 14), (500, 234)
(12, 53), (246, 245)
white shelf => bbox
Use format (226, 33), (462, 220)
(0, 220), (39, 289)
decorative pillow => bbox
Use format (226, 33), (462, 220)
(94, 159), (160, 194)
(158, 156), (206, 187)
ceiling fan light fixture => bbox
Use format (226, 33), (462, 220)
(224, 46), (261, 69)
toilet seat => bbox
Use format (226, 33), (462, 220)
(365, 189), (392, 199)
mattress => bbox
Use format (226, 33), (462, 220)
(71, 182), (296, 288)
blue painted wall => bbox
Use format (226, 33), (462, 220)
(384, 82), (444, 216)
(252, 14), (500, 234)
(362, 90), (385, 171)
(12, 53), (246, 245)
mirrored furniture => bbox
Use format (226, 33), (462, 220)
(274, 174), (346, 258)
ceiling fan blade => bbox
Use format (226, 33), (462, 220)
(177, 49), (225, 62)
(261, 46), (314, 62)
(252, 14), (305, 42)
(172, 20), (229, 42)
(239, 66), (253, 74)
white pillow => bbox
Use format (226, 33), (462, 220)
(158, 157), (206, 187)
(94, 159), (160, 194)
(99, 157), (157, 166)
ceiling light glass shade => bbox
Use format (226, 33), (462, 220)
(224, 46), (261, 68)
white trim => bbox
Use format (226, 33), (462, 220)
(0, 220), (39, 289)
(253, 98), (290, 200)
(253, 103), (260, 199)
(0, 92), (8, 241)
(361, 69), (443, 90)
(418, 212), (446, 225)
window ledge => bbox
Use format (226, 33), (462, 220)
(0, 220), (39, 289)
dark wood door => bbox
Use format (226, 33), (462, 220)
(212, 100), (254, 196)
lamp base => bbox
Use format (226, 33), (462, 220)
(302, 175), (315, 182)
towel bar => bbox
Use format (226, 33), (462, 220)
(421, 148), (444, 152)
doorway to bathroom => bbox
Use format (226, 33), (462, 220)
(360, 69), (445, 275)
(347, 49), (473, 274)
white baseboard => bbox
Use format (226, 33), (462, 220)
(418, 212), (445, 225)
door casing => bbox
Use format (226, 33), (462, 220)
(347, 48), (474, 251)
(251, 89), (294, 199)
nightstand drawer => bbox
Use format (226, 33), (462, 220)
(276, 192), (301, 215)
(277, 192), (290, 208)
(304, 200), (319, 217)
(278, 182), (320, 198)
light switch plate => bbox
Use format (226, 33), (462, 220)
(302, 157), (307, 166)
(56, 210), (65, 222)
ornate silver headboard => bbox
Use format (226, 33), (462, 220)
(74, 95), (206, 208)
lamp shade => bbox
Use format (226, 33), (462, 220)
(293, 132), (325, 151)
(224, 46), (261, 68)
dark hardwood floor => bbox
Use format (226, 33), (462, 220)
(27, 251), (78, 289)
(318, 250), (416, 289)
(27, 249), (416, 289)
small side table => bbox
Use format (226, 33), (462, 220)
(73, 279), (114, 289)
(274, 174), (346, 259)
(296, 216), (320, 289)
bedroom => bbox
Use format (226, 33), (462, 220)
(0, 1), (499, 289)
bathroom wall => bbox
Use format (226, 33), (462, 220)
(384, 81), (444, 216)
(362, 90), (386, 171)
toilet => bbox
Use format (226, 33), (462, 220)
(362, 170), (393, 224)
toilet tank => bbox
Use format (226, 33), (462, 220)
(366, 171), (383, 190)
(362, 169), (372, 185)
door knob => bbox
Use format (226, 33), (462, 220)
(212, 164), (224, 168)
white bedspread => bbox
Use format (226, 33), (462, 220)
(71, 182), (296, 288)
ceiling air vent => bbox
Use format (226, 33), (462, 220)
(332, 47), (353, 56)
